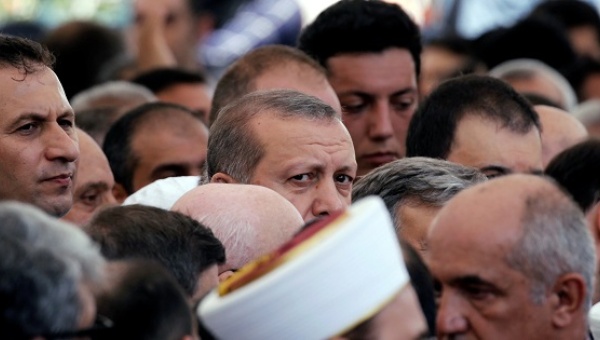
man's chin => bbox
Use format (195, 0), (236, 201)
(33, 196), (73, 218)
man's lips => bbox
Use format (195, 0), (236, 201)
(43, 173), (73, 186)
(361, 152), (399, 166)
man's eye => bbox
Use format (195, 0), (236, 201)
(335, 174), (353, 184)
(290, 173), (312, 182)
(80, 190), (100, 206)
(342, 102), (368, 114)
(17, 123), (38, 134)
(59, 119), (74, 129)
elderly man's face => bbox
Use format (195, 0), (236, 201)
(327, 48), (418, 176)
(447, 115), (543, 178)
(427, 183), (554, 339)
(248, 113), (357, 221)
(0, 66), (79, 217)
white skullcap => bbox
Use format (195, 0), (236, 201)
(122, 176), (199, 210)
(197, 196), (409, 340)
(590, 302), (600, 339)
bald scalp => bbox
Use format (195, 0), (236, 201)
(172, 183), (303, 270)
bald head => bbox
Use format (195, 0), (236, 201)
(172, 184), (303, 275)
(428, 174), (594, 339)
(535, 105), (588, 167)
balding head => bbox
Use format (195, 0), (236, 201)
(535, 105), (588, 167)
(428, 174), (594, 339)
(172, 183), (303, 276)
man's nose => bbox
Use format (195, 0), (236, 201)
(44, 124), (79, 163)
(311, 180), (347, 217)
(367, 102), (394, 141)
(436, 290), (469, 337)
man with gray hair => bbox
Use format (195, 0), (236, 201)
(489, 58), (578, 111)
(208, 89), (356, 221)
(71, 81), (156, 145)
(352, 157), (486, 252)
(0, 201), (106, 338)
(429, 174), (595, 339)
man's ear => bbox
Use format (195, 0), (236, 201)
(218, 270), (235, 282)
(112, 183), (129, 204)
(591, 203), (600, 242)
(550, 273), (587, 328)
(211, 172), (238, 184)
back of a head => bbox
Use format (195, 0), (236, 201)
(473, 15), (577, 75)
(352, 157), (487, 226)
(85, 204), (225, 297)
(207, 89), (340, 182)
(531, 0), (600, 33)
(0, 202), (104, 338)
(406, 75), (540, 159)
(96, 259), (194, 340)
(489, 58), (578, 111)
(173, 183), (303, 270)
(131, 67), (206, 93)
(43, 20), (126, 99)
(102, 102), (202, 195)
(209, 45), (327, 125)
(546, 139), (600, 213)
(298, 0), (421, 75)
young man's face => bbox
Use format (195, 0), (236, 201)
(248, 113), (357, 221)
(0, 66), (79, 217)
(327, 48), (418, 176)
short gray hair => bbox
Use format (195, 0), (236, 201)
(207, 89), (341, 183)
(0, 202), (105, 337)
(352, 157), (487, 230)
(489, 58), (577, 111)
(506, 182), (596, 310)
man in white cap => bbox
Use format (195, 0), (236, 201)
(196, 196), (428, 339)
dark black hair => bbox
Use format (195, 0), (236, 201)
(96, 259), (194, 340)
(43, 21), (125, 99)
(545, 139), (600, 212)
(530, 0), (600, 38)
(298, 0), (422, 75)
(102, 101), (199, 194)
(131, 67), (206, 94)
(473, 15), (577, 75)
(406, 74), (541, 159)
(85, 205), (225, 297)
(0, 33), (54, 74)
(566, 57), (600, 102)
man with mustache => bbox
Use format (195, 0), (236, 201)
(0, 34), (79, 217)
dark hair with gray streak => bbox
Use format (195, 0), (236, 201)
(352, 157), (487, 230)
(207, 89), (341, 183)
(507, 183), (596, 310)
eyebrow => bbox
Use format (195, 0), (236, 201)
(338, 88), (417, 98)
(449, 275), (497, 289)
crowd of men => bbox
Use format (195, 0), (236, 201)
(2, 0), (600, 339)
